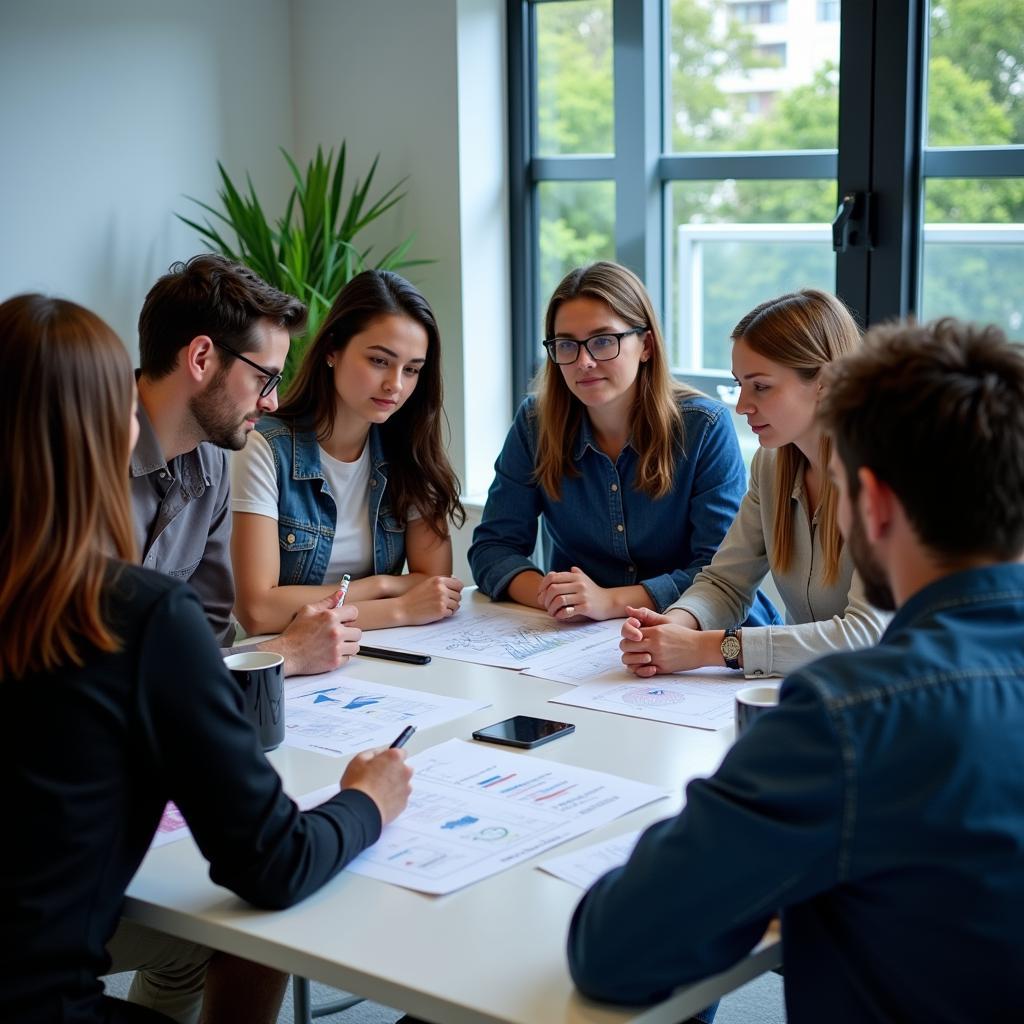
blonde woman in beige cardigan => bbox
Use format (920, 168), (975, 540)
(620, 290), (890, 679)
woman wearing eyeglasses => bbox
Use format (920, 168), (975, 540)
(619, 289), (890, 679)
(468, 261), (779, 627)
(230, 270), (466, 633)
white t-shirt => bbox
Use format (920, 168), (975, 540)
(231, 429), (376, 582)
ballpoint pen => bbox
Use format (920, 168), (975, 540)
(336, 573), (352, 606)
(389, 725), (416, 749)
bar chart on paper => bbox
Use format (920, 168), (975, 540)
(346, 739), (667, 894)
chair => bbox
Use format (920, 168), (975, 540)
(292, 975), (364, 1023)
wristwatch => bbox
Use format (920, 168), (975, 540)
(721, 627), (742, 670)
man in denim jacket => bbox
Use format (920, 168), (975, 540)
(568, 317), (1024, 1022)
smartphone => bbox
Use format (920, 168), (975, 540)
(472, 715), (575, 749)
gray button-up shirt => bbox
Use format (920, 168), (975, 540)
(130, 401), (235, 644)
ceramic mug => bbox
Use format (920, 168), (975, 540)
(223, 651), (285, 751)
(734, 682), (782, 737)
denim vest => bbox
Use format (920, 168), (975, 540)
(254, 416), (407, 586)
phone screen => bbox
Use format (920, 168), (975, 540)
(472, 715), (575, 748)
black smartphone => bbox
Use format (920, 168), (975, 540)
(472, 715), (575, 749)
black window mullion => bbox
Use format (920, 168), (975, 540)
(612, 0), (662, 310)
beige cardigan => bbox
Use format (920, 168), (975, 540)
(668, 447), (891, 677)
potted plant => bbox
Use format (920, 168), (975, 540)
(178, 143), (429, 390)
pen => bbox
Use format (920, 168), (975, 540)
(356, 645), (431, 666)
(336, 573), (352, 606)
(389, 725), (416, 749)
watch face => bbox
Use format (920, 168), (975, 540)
(721, 636), (741, 661)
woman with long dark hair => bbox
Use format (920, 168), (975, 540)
(0, 294), (411, 1024)
(231, 270), (466, 632)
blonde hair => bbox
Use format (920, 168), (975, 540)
(732, 289), (861, 585)
(0, 295), (136, 678)
(534, 262), (698, 500)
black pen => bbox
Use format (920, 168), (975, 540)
(357, 645), (431, 666)
(389, 725), (416, 749)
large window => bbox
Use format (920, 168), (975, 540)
(509, 0), (1024, 400)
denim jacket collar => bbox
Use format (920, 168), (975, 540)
(884, 562), (1024, 640)
(285, 418), (388, 481)
(571, 411), (636, 463)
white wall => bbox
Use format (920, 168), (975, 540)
(0, 0), (295, 354)
(290, 0), (511, 504)
(1, 0), (510, 578)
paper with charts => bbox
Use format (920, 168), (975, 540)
(359, 598), (622, 669)
(540, 828), (643, 889)
(282, 672), (490, 757)
(543, 646), (751, 730)
(346, 738), (667, 894)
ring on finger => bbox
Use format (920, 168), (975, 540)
(565, 605), (575, 617)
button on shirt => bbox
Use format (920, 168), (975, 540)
(130, 401), (235, 644)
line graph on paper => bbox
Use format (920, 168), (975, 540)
(359, 597), (622, 669)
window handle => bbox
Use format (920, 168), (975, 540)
(832, 192), (873, 252)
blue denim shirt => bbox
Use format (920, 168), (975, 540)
(469, 394), (780, 619)
(254, 416), (406, 586)
(568, 563), (1024, 1022)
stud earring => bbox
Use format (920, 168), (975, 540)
(327, 358), (335, 368)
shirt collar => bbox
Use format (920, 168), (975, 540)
(129, 397), (169, 478)
(570, 411), (635, 462)
(884, 563), (1024, 638)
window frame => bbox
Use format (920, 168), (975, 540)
(508, 0), (1024, 401)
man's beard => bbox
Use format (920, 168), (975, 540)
(846, 507), (896, 611)
(189, 371), (256, 451)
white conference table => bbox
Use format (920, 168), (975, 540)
(123, 615), (781, 1024)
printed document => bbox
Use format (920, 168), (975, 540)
(540, 828), (643, 889)
(346, 738), (667, 894)
(282, 672), (490, 757)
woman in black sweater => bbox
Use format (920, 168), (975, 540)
(0, 294), (412, 1024)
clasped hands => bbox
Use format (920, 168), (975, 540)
(537, 566), (616, 622)
(618, 606), (710, 677)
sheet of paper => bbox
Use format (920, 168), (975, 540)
(346, 738), (667, 895)
(282, 672), (490, 757)
(549, 669), (749, 731)
(359, 599), (622, 669)
(522, 634), (628, 685)
(539, 828), (643, 889)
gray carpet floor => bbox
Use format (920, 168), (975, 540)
(105, 969), (786, 1023)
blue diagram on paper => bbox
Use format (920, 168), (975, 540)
(441, 815), (479, 830)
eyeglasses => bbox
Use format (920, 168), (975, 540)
(212, 341), (283, 399)
(541, 327), (647, 365)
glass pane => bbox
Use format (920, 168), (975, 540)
(668, 0), (840, 153)
(667, 179), (837, 375)
(536, 0), (614, 156)
(537, 180), (615, 334)
(927, 0), (1024, 146)
(921, 178), (1024, 340)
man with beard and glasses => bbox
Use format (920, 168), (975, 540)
(132, 253), (358, 671)
(567, 318), (1024, 1023)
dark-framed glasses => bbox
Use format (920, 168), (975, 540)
(212, 341), (283, 399)
(541, 327), (647, 365)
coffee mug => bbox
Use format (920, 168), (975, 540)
(734, 682), (782, 737)
(223, 651), (285, 751)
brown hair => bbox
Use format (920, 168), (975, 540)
(732, 289), (861, 585)
(138, 253), (307, 379)
(820, 317), (1024, 562)
(277, 270), (464, 534)
(0, 294), (136, 679)
(535, 261), (698, 500)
